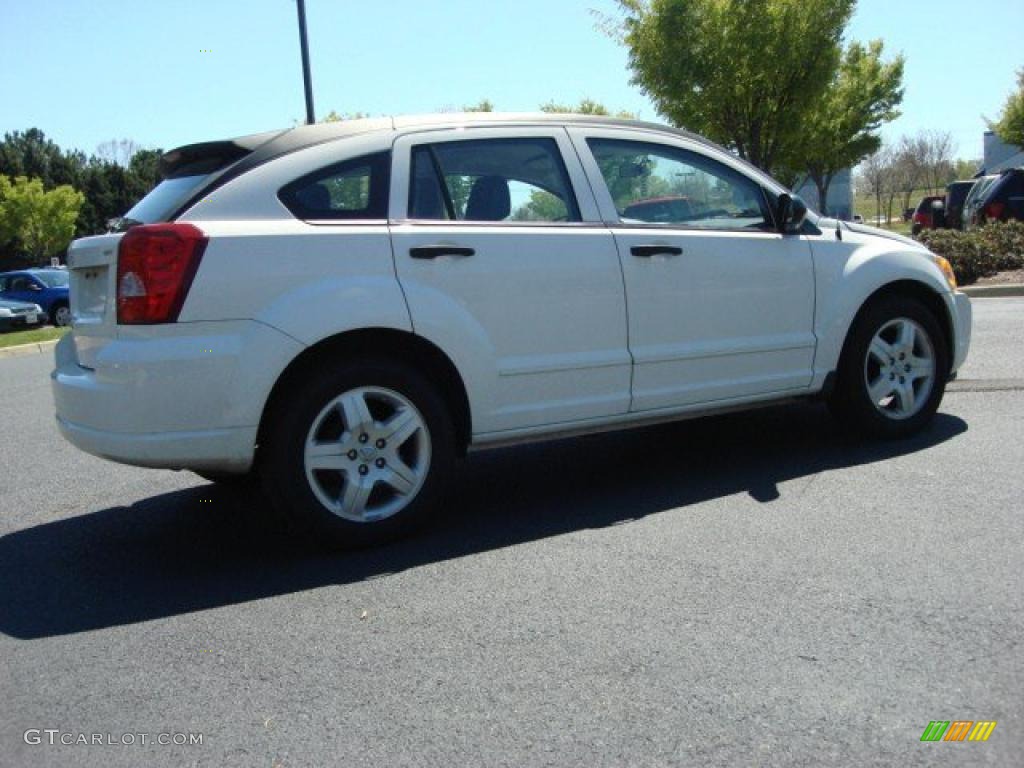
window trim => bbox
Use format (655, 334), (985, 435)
(399, 134), (585, 225)
(278, 150), (391, 222)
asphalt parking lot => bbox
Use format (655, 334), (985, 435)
(1, 299), (1021, 768)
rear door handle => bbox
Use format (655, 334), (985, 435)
(409, 246), (475, 259)
(630, 245), (683, 258)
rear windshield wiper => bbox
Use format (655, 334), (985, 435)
(106, 216), (143, 233)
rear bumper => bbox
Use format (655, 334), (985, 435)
(51, 320), (304, 471)
(950, 291), (972, 374)
(55, 417), (258, 472)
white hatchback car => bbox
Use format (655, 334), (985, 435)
(53, 113), (972, 546)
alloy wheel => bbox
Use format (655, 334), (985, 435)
(863, 317), (936, 420)
(303, 386), (431, 522)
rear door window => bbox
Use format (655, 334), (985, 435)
(408, 138), (580, 223)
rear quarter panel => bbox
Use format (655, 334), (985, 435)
(177, 131), (413, 344)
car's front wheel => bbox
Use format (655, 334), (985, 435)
(829, 295), (950, 438)
(260, 358), (455, 548)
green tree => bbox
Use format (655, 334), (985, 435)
(802, 40), (904, 214)
(0, 176), (84, 261)
(0, 128), (83, 189)
(610, 0), (855, 175)
(320, 110), (370, 123)
(462, 99), (495, 112)
(539, 98), (636, 118)
(991, 69), (1024, 148)
(953, 158), (981, 180)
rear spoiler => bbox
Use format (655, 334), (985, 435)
(159, 130), (284, 179)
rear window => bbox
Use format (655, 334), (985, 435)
(279, 152), (391, 221)
(120, 174), (213, 228)
(946, 182), (974, 206)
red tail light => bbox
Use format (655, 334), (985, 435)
(912, 211), (930, 226)
(117, 223), (207, 324)
(984, 201), (1005, 221)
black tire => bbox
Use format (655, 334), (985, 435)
(829, 294), (950, 439)
(50, 302), (71, 327)
(258, 358), (455, 549)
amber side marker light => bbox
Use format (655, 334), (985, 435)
(931, 254), (957, 291)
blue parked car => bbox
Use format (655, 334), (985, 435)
(0, 268), (71, 326)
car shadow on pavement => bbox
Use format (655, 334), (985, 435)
(0, 403), (967, 639)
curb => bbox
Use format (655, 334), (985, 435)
(0, 338), (60, 360)
(961, 283), (1024, 298)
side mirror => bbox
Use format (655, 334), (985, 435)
(29, 283), (42, 291)
(777, 193), (808, 233)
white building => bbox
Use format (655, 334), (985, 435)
(793, 168), (854, 220)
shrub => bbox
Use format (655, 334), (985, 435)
(974, 220), (1024, 271)
(917, 221), (1024, 285)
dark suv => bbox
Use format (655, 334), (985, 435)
(910, 195), (945, 236)
(969, 168), (1024, 228)
(962, 174), (1000, 230)
(944, 180), (975, 231)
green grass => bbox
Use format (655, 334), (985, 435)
(0, 325), (69, 349)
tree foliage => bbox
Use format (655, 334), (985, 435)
(0, 176), (84, 260)
(539, 98), (636, 118)
(855, 132), (964, 224)
(0, 129), (162, 266)
(991, 69), (1024, 148)
(462, 99), (495, 113)
(802, 40), (905, 213)
(613, 0), (855, 174)
(320, 110), (370, 122)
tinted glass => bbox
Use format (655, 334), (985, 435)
(408, 138), (580, 222)
(588, 139), (772, 230)
(946, 182), (973, 207)
(279, 151), (390, 220)
(123, 174), (211, 226)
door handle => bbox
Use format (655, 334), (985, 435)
(409, 245), (475, 259)
(630, 245), (683, 258)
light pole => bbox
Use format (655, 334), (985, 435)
(296, 0), (316, 124)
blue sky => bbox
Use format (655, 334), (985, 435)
(1, 0), (1020, 162)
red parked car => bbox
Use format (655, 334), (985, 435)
(911, 195), (945, 236)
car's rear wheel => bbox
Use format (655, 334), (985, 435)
(259, 358), (454, 548)
(51, 302), (71, 327)
(829, 295), (949, 438)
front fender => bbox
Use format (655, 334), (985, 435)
(812, 239), (954, 383)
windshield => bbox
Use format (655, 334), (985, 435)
(116, 173), (212, 231)
(34, 271), (69, 288)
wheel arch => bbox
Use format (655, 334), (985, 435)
(836, 280), (954, 374)
(257, 327), (472, 457)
